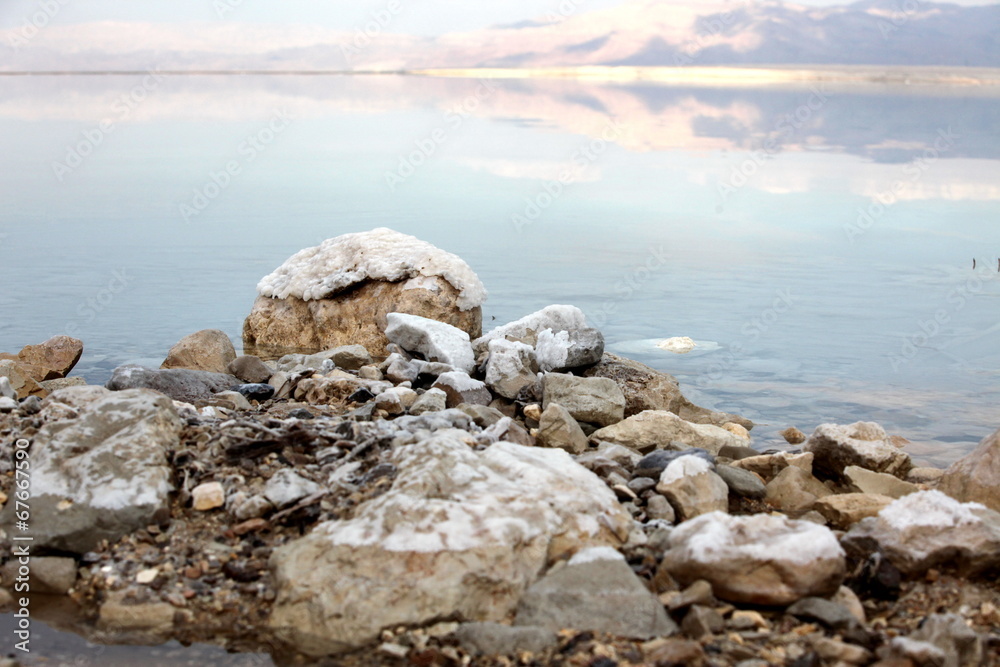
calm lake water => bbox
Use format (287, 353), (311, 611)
(1, 72), (999, 473)
(1, 71), (1000, 663)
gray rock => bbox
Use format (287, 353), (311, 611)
(432, 371), (492, 408)
(0, 389), (182, 553)
(458, 403), (506, 429)
(656, 456), (729, 521)
(106, 364), (242, 403)
(890, 613), (985, 667)
(844, 465), (919, 499)
(939, 426), (1000, 513)
(591, 410), (746, 455)
(665, 579), (715, 611)
(20, 395), (42, 414)
(160, 329), (236, 374)
(541, 373), (625, 427)
(227, 355), (273, 384)
(213, 390), (252, 411)
(264, 470), (321, 508)
(718, 444), (760, 460)
(627, 477), (657, 494)
(385, 313), (475, 373)
(453, 623), (558, 656)
(842, 490), (1000, 576)
(645, 495), (676, 522)
(0, 556), (77, 594)
(0, 377), (15, 400)
(385, 353), (420, 384)
(715, 465), (767, 500)
(535, 327), (605, 372)
(514, 548), (677, 639)
(681, 605), (724, 639)
(786, 597), (857, 630)
(408, 388), (447, 415)
(635, 449), (714, 479)
(537, 403), (589, 455)
(484, 338), (538, 399)
(805, 421), (912, 481)
(321, 344), (373, 371)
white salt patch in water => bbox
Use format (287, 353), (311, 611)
(257, 227), (487, 311)
(659, 455), (713, 485)
(879, 490), (986, 531)
(656, 336), (696, 353)
(569, 546), (625, 565)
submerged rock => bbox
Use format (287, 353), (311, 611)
(269, 431), (631, 656)
(0, 389), (182, 553)
(106, 365), (242, 403)
(243, 228), (485, 358)
(160, 329), (236, 374)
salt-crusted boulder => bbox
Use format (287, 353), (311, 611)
(655, 456), (729, 521)
(661, 512), (846, 606)
(473, 305), (590, 356)
(590, 410), (747, 455)
(433, 371), (492, 408)
(268, 431), (631, 656)
(582, 352), (752, 430)
(841, 490), (1000, 576)
(384, 313), (475, 373)
(0, 389), (182, 553)
(938, 427), (1000, 512)
(106, 364), (241, 403)
(243, 228), (486, 359)
(805, 421), (911, 481)
(161, 329), (236, 374)
(484, 339), (538, 400)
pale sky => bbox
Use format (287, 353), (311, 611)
(2, 0), (996, 36)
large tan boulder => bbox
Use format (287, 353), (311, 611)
(938, 428), (1000, 512)
(13, 335), (83, 379)
(243, 228), (486, 359)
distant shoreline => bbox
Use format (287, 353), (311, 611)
(3, 65), (1000, 89)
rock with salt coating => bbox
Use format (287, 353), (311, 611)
(514, 546), (677, 639)
(805, 421), (911, 481)
(385, 313), (475, 373)
(191, 482), (226, 511)
(433, 371), (492, 408)
(269, 431), (631, 656)
(0, 389), (182, 553)
(473, 305), (589, 355)
(938, 427), (1000, 512)
(656, 456), (729, 521)
(661, 511), (846, 606)
(841, 490), (1000, 576)
(484, 339), (538, 400)
(590, 410), (747, 455)
(534, 327), (605, 372)
(244, 228), (486, 358)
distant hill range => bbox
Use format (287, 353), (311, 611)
(2, 0), (999, 71)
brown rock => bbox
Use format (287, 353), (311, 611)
(227, 355), (273, 383)
(581, 352), (752, 429)
(244, 279), (482, 360)
(731, 451), (814, 482)
(161, 329), (236, 374)
(537, 403), (589, 454)
(0, 360), (48, 399)
(765, 465), (833, 512)
(781, 426), (807, 444)
(16, 335), (83, 378)
(938, 427), (1000, 512)
(642, 638), (707, 666)
(813, 493), (894, 530)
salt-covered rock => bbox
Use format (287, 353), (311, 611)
(264, 470), (322, 508)
(268, 431), (631, 656)
(191, 482), (226, 511)
(473, 305), (589, 355)
(160, 329), (236, 374)
(13, 335), (84, 379)
(106, 364), (241, 403)
(537, 403), (589, 454)
(432, 371), (492, 408)
(0, 397), (16, 412)
(581, 352), (752, 429)
(661, 512), (846, 606)
(841, 490), (1000, 576)
(805, 421), (911, 481)
(590, 410), (747, 455)
(534, 327), (605, 372)
(541, 373), (625, 427)
(765, 465), (833, 512)
(514, 547), (677, 639)
(634, 448), (714, 478)
(227, 355), (273, 384)
(0, 389), (182, 553)
(938, 427), (1000, 512)
(844, 465), (918, 499)
(484, 339), (538, 400)
(812, 493), (894, 530)
(385, 313), (475, 373)
(453, 623), (558, 657)
(0, 376), (15, 400)
(244, 229), (485, 358)
(656, 456), (729, 521)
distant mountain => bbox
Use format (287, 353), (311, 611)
(2, 0), (998, 71)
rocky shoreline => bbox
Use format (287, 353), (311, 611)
(1, 229), (998, 666)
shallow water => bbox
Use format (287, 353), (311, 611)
(2, 70), (1000, 662)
